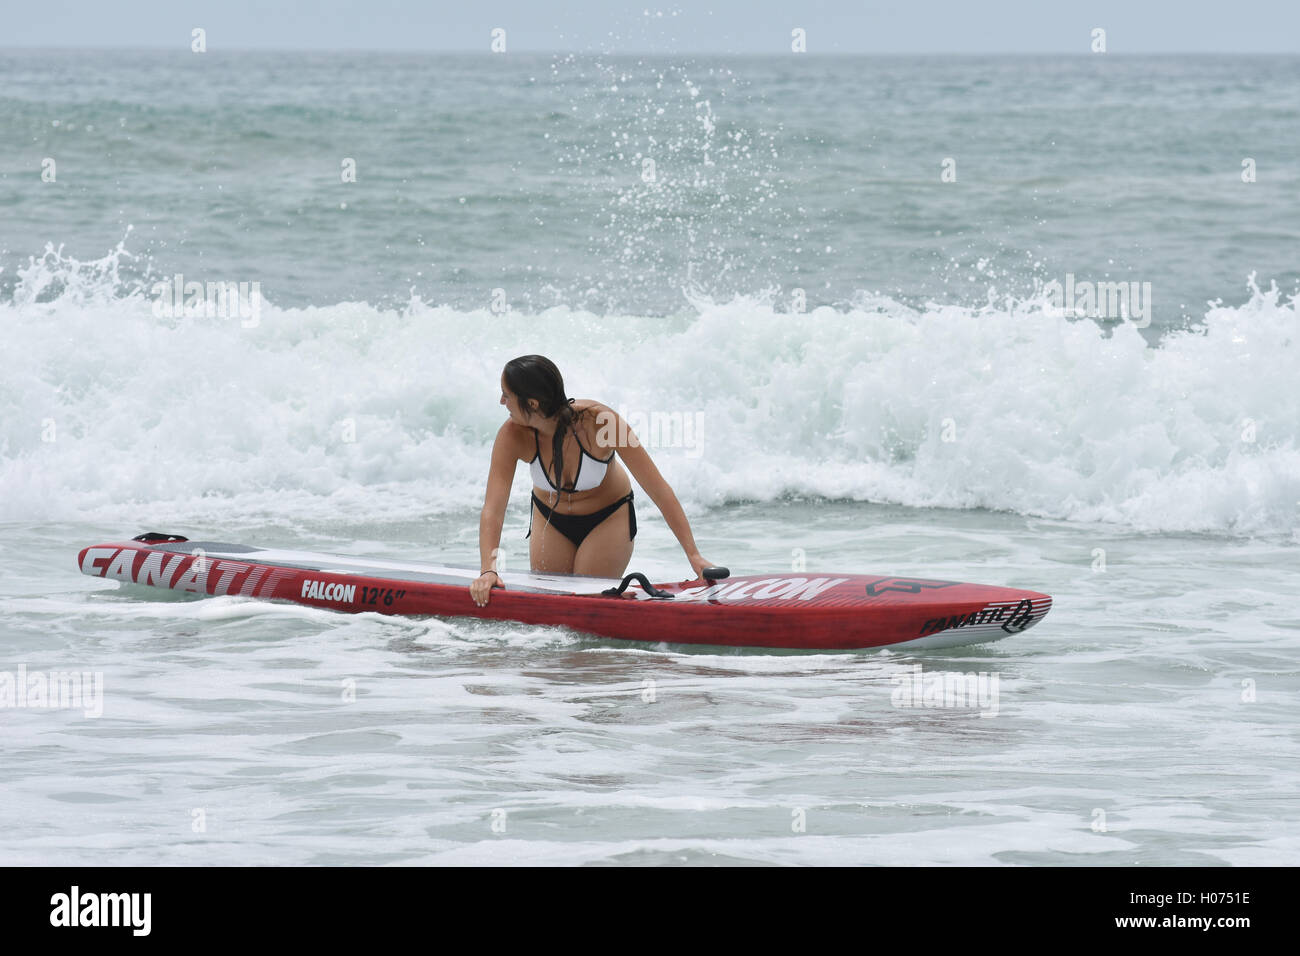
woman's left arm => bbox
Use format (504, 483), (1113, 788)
(593, 404), (714, 578)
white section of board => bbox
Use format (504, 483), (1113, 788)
(186, 545), (626, 595)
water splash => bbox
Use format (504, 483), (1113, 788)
(2, 238), (1296, 536)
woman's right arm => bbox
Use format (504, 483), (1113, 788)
(470, 422), (521, 606)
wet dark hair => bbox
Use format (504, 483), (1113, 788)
(502, 354), (587, 493)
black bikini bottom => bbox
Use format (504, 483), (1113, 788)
(527, 489), (636, 548)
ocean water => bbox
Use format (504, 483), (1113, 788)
(1, 50), (1298, 866)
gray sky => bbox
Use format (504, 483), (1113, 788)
(2, 0), (1298, 53)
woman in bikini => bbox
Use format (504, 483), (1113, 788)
(470, 354), (715, 607)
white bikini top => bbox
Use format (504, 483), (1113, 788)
(530, 426), (614, 492)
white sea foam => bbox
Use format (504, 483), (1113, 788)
(3, 243), (1296, 535)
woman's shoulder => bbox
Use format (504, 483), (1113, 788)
(498, 419), (537, 460)
(573, 400), (618, 454)
(572, 399), (612, 419)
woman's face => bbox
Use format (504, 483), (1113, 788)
(500, 376), (532, 424)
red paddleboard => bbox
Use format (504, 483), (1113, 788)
(77, 534), (1053, 651)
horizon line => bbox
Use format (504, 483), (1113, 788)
(3, 46), (1297, 56)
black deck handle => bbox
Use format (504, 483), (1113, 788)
(601, 572), (674, 599)
(702, 566), (730, 581)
